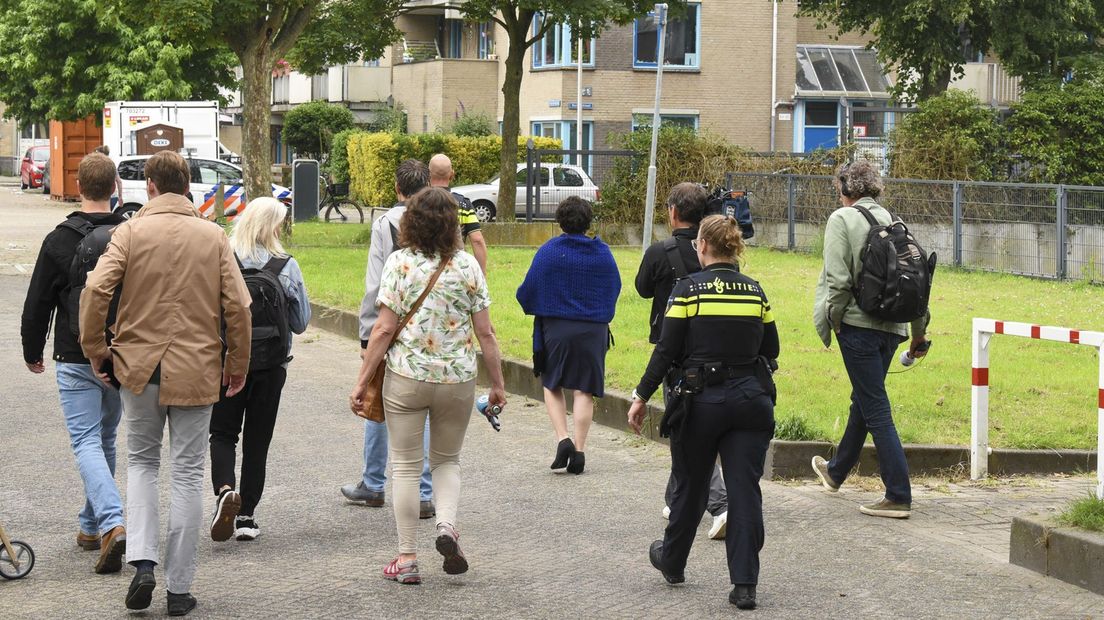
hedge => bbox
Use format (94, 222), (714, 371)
(346, 133), (561, 206)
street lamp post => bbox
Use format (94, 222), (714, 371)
(642, 3), (668, 252)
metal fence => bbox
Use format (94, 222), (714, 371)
(523, 148), (639, 221)
(729, 172), (1104, 283)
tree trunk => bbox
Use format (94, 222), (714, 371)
(496, 25), (528, 223)
(239, 49), (274, 208)
(917, 64), (952, 101)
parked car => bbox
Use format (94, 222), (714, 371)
(19, 146), (48, 190)
(452, 163), (599, 222)
(114, 155), (291, 219)
(41, 157), (50, 195)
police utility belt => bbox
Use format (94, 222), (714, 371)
(660, 358), (777, 439)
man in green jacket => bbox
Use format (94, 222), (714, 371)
(810, 160), (930, 519)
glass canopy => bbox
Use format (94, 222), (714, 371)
(796, 46), (891, 97)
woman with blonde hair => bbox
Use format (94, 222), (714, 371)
(208, 197), (311, 543)
(627, 214), (779, 610)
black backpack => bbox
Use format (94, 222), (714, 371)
(705, 187), (755, 239)
(237, 255), (292, 371)
(58, 217), (120, 338)
(851, 204), (937, 323)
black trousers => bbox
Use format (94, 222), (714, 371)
(663, 376), (774, 586)
(209, 366), (287, 516)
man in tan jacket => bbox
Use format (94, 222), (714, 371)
(80, 150), (252, 617)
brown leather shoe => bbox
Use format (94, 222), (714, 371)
(77, 531), (101, 551)
(94, 526), (126, 574)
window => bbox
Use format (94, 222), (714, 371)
(478, 22), (495, 59)
(363, 58), (381, 67)
(20, 123), (47, 139)
(273, 75), (290, 104)
(553, 167), (584, 187)
(795, 46), (890, 96)
(446, 19), (462, 59)
(631, 113), (699, 131)
(29, 148), (48, 162)
(515, 167), (550, 186)
(530, 121), (594, 172)
(634, 3), (700, 69)
(118, 160), (145, 181)
(804, 102), (837, 126)
(531, 17), (594, 68)
(194, 160), (242, 185)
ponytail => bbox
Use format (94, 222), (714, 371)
(698, 214), (745, 261)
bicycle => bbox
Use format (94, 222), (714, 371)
(318, 178), (365, 223)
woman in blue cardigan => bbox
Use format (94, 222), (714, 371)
(516, 197), (621, 475)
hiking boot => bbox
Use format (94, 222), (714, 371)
(648, 540), (684, 584)
(859, 497), (911, 519)
(167, 592), (197, 616)
(341, 481), (385, 507)
(811, 456), (840, 492)
(729, 585), (757, 610)
(708, 511), (728, 540)
(94, 526), (126, 574)
(435, 523), (469, 575)
(382, 558), (421, 584)
(419, 500), (436, 519)
(210, 489), (241, 541)
(234, 516), (260, 541)
(125, 569), (156, 610)
(77, 530), (101, 551)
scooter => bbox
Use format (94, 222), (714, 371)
(0, 522), (34, 579)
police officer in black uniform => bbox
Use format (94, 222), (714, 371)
(627, 214), (779, 610)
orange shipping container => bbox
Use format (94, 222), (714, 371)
(49, 116), (103, 202)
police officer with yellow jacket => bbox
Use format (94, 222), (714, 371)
(627, 214), (779, 611)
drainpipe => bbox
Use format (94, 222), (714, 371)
(576, 23), (584, 165)
(769, 0), (778, 152)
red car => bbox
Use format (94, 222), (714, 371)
(20, 146), (48, 190)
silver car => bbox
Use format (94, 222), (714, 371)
(452, 163), (599, 222)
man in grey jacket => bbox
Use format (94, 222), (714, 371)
(340, 159), (435, 517)
(810, 160), (930, 519)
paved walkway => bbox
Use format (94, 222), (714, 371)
(1, 194), (1101, 618)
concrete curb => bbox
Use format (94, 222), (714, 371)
(1010, 515), (1104, 595)
(309, 301), (1098, 479)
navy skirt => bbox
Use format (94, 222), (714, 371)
(539, 317), (609, 397)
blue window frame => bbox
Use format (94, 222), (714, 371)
(447, 19), (462, 58)
(634, 3), (700, 69)
(531, 120), (594, 173)
(531, 17), (594, 69)
(478, 22), (495, 59)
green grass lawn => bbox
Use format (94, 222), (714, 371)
(288, 222), (1104, 449)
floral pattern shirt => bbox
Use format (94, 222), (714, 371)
(377, 249), (491, 384)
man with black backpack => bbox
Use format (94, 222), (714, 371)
(635, 182), (729, 540)
(811, 161), (934, 519)
(21, 152), (129, 575)
(341, 159), (436, 518)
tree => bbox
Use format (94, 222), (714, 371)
(282, 100), (355, 159)
(795, 0), (990, 102)
(0, 0), (234, 123)
(987, 0), (1104, 88)
(887, 90), (1004, 180)
(456, 0), (658, 220)
(136, 0), (404, 204)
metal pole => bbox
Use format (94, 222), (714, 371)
(642, 3), (668, 252)
(952, 181), (963, 267)
(970, 319), (991, 481)
(1057, 184), (1068, 279)
(786, 175), (796, 250)
(576, 23), (584, 168)
(525, 139), (534, 222)
(769, 0), (778, 151)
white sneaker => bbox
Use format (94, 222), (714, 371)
(234, 516), (260, 541)
(708, 511), (728, 540)
(662, 506), (671, 520)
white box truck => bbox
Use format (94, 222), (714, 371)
(102, 101), (239, 162)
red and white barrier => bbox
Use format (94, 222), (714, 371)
(972, 318), (1104, 499)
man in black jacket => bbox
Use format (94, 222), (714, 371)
(21, 152), (128, 574)
(634, 182), (729, 539)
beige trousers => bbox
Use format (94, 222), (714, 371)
(383, 369), (475, 554)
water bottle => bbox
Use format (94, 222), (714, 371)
(475, 394), (502, 431)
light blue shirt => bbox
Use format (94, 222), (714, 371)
(236, 248), (311, 361)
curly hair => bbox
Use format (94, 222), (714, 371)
(399, 187), (461, 259)
(555, 196), (593, 234)
(836, 160), (884, 199)
(698, 214), (745, 261)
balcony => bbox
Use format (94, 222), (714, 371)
(949, 62), (1022, 107)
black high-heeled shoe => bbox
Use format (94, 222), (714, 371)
(566, 451), (585, 474)
(550, 438), (575, 472)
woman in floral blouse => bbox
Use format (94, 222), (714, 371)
(351, 187), (507, 585)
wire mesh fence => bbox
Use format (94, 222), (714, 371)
(523, 148), (640, 220)
(729, 172), (1104, 283)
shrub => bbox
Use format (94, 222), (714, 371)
(597, 126), (847, 223)
(282, 101), (355, 160)
(887, 90), (1005, 181)
(1005, 79), (1104, 186)
(446, 111), (496, 137)
(346, 133), (561, 205)
(327, 128), (362, 183)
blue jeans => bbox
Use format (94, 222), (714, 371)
(828, 324), (912, 504)
(56, 362), (125, 535)
(363, 418), (432, 501)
